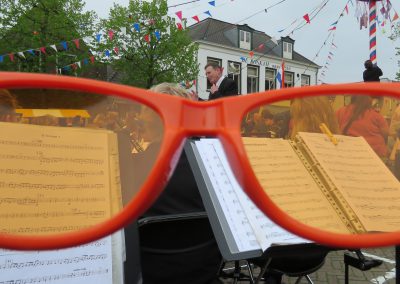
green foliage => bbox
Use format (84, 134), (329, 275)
(391, 22), (400, 81)
(0, 0), (97, 74)
(96, 0), (199, 88)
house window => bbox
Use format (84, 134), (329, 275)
(283, 42), (293, 60)
(247, 65), (259, 94)
(284, 71), (294, 88)
(301, 74), (310, 86)
(206, 57), (222, 90)
(239, 30), (251, 50)
(265, 68), (276, 90)
(228, 61), (241, 94)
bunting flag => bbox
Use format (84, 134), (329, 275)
(154, 30), (161, 41)
(332, 43), (338, 48)
(249, 51), (254, 57)
(330, 21), (338, 26)
(256, 43), (264, 50)
(345, 5), (349, 14)
(120, 27), (127, 35)
(144, 34), (150, 43)
(303, 14), (310, 24)
(9, 53), (14, 62)
(0, 56), (3, 63)
(108, 30), (114, 40)
(90, 56), (95, 64)
(133, 23), (141, 32)
(208, 1), (215, 6)
(40, 47), (46, 54)
(17, 52), (25, 59)
(83, 58), (88, 65)
(50, 45), (58, 52)
(114, 47), (119, 55)
(393, 12), (399, 21)
(328, 26), (337, 31)
(61, 41), (68, 50)
(105, 50), (110, 57)
(175, 11), (183, 21)
(27, 50), (35, 56)
(177, 23), (183, 30)
(76, 61), (81, 69)
(204, 10), (212, 17)
(192, 15), (200, 23)
(96, 34), (101, 42)
(73, 39), (80, 49)
(276, 60), (285, 89)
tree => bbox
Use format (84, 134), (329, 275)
(391, 23), (400, 80)
(96, 0), (199, 88)
(0, 0), (97, 74)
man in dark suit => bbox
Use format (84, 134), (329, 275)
(363, 59), (383, 82)
(205, 62), (238, 100)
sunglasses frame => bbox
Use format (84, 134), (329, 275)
(0, 71), (399, 250)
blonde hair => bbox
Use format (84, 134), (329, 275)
(150, 83), (191, 99)
(290, 96), (339, 139)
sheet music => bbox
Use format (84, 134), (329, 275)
(242, 137), (350, 234)
(195, 139), (306, 252)
(0, 122), (115, 235)
(298, 132), (400, 232)
(0, 236), (115, 284)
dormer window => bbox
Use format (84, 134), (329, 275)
(283, 41), (293, 60)
(239, 30), (251, 50)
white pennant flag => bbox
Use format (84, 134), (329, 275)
(17, 52), (25, 59)
(76, 61), (81, 68)
(50, 45), (58, 52)
(120, 27), (127, 35)
(122, 42), (128, 51)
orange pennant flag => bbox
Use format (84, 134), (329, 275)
(393, 12), (399, 22)
(249, 51), (254, 57)
(73, 39), (80, 49)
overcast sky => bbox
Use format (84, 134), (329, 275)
(84, 0), (400, 83)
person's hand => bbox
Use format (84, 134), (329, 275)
(210, 84), (218, 94)
(188, 90), (199, 101)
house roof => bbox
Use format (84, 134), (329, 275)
(188, 18), (318, 68)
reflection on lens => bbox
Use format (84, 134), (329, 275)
(0, 88), (163, 236)
(241, 94), (400, 234)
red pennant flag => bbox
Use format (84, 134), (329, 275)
(71, 63), (78, 71)
(8, 53), (14, 62)
(328, 26), (336, 31)
(90, 56), (95, 64)
(177, 23), (183, 30)
(249, 51), (254, 58)
(256, 43), (264, 50)
(192, 15), (200, 23)
(144, 34), (150, 43)
(193, 80), (196, 86)
(345, 5), (349, 14)
(175, 11), (183, 21)
(40, 47), (47, 54)
(303, 14), (310, 24)
(393, 12), (399, 21)
(108, 30), (114, 40)
(73, 39), (80, 49)
(114, 47), (119, 55)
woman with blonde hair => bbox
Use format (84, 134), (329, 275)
(290, 96), (340, 139)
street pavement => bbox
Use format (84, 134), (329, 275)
(220, 247), (397, 283)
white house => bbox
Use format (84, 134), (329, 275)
(188, 18), (320, 100)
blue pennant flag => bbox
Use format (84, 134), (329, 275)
(61, 41), (68, 50)
(105, 50), (110, 57)
(96, 34), (101, 42)
(208, 1), (215, 6)
(154, 30), (161, 41)
(27, 50), (35, 56)
(0, 55), (3, 63)
(133, 23), (141, 32)
(204, 10), (212, 17)
(83, 58), (89, 65)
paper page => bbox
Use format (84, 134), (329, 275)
(0, 122), (113, 235)
(195, 139), (260, 252)
(0, 236), (113, 284)
(210, 140), (307, 251)
(242, 137), (350, 234)
(298, 132), (400, 232)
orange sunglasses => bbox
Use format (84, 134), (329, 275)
(0, 71), (400, 250)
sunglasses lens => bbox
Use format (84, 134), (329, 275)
(241, 93), (400, 234)
(0, 88), (163, 236)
